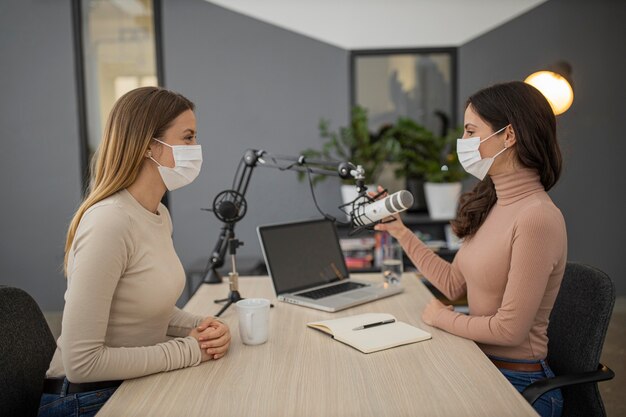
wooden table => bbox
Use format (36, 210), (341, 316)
(97, 273), (538, 417)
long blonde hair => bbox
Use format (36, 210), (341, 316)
(64, 87), (195, 274)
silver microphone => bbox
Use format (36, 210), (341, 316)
(351, 190), (414, 227)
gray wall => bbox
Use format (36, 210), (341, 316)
(459, 0), (626, 295)
(3, 0), (623, 314)
(0, 0), (83, 310)
(161, 1), (350, 283)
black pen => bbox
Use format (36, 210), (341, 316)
(352, 319), (396, 331)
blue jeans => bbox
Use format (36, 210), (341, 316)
(37, 378), (117, 417)
(490, 355), (563, 417)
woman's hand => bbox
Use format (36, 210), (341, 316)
(368, 186), (412, 241)
(189, 317), (231, 361)
(421, 298), (453, 326)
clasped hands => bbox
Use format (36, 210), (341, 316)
(189, 317), (231, 362)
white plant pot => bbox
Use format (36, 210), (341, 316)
(424, 182), (462, 220)
(376, 162), (405, 194)
(340, 184), (375, 220)
(341, 184), (376, 205)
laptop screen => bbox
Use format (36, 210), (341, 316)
(257, 218), (349, 295)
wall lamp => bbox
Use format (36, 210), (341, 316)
(524, 61), (574, 115)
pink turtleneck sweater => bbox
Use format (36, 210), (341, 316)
(399, 168), (567, 360)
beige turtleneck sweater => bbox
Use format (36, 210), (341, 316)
(399, 168), (567, 360)
(47, 189), (205, 383)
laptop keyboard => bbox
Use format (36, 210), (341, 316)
(297, 281), (367, 300)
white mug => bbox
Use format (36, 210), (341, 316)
(236, 298), (270, 345)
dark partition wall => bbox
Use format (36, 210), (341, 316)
(160, 0), (350, 285)
(459, 0), (626, 294)
(0, 0), (83, 309)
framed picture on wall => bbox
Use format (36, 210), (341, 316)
(350, 48), (457, 136)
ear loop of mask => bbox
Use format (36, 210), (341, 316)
(148, 138), (168, 167)
(481, 124), (511, 159)
(152, 138), (172, 148)
(491, 145), (509, 159)
(479, 124), (510, 144)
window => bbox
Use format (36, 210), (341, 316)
(350, 48), (457, 135)
(74, 0), (161, 188)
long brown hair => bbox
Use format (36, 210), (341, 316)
(64, 87), (194, 274)
(451, 81), (561, 239)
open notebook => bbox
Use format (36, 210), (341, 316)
(307, 313), (431, 354)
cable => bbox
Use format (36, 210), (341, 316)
(231, 156), (245, 189)
(305, 164), (351, 226)
(203, 150), (363, 286)
(272, 154), (300, 172)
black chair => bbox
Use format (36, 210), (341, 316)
(0, 286), (57, 417)
(522, 262), (615, 417)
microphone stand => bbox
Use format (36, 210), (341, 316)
(200, 149), (364, 315)
(213, 237), (244, 317)
(202, 150), (260, 284)
(203, 149), (360, 285)
(203, 223), (233, 284)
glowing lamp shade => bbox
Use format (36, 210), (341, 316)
(525, 70), (574, 115)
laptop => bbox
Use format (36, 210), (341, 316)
(257, 218), (404, 312)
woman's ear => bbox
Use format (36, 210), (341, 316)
(504, 125), (517, 148)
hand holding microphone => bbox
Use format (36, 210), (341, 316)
(365, 186), (413, 241)
(350, 186), (412, 234)
(351, 187), (412, 226)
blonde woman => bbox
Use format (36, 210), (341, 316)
(39, 87), (231, 417)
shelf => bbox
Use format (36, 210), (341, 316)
(336, 213), (454, 229)
(401, 212), (455, 225)
(339, 212), (459, 271)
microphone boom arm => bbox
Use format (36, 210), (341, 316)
(203, 149), (362, 284)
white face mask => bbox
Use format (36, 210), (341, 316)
(150, 138), (203, 191)
(456, 125), (510, 180)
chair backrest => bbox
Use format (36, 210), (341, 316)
(0, 286), (57, 417)
(546, 262), (615, 417)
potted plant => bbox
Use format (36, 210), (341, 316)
(386, 117), (439, 212)
(299, 106), (400, 204)
(389, 118), (466, 219)
(421, 127), (467, 220)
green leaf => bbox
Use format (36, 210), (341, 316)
(299, 107), (467, 185)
